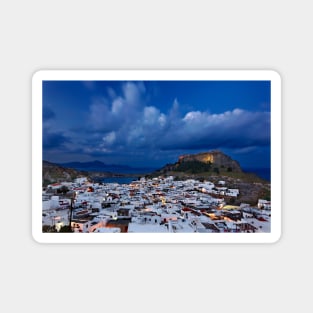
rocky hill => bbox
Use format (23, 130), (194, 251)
(152, 150), (269, 183)
(157, 150), (242, 175)
(42, 161), (88, 186)
(177, 150), (242, 172)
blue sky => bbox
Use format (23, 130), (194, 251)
(43, 80), (271, 169)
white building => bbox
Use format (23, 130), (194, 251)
(74, 177), (88, 184)
(258, 199), (271, 210)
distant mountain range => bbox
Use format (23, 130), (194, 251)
(57, 160), (157, 175)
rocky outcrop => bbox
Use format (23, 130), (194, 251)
(177, 150), (242, 172)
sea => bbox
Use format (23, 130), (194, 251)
(100, 177), (138, 184)
(100, 168), (271, 184)
(243, 168), (271, 181)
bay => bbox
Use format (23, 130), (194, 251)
(243, 168), (271, 181)
(100, 177), (137, 185)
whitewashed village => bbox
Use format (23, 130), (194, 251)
(42, 175), (271, 233)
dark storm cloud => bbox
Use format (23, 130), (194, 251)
(43, 107), (56, 121)
(81, 91), (270, 166)
(43, 131), (70, 149)
(42, 105), (71, 150)
(43, 81), (270, 167)
(154, 109), (270, 151)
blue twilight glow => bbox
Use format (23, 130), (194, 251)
(43, 80), (270, 169)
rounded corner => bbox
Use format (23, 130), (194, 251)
(269, 230), (282, 244)
(32, 229), (44, 244)
(268, 69), (282, 83)
(32, 70), (45, 84)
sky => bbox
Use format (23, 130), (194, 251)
(42, 80), (271, 169)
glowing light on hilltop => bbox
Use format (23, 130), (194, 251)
(204, 155), (214, 163)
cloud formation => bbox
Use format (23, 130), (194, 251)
(83, 83), (269, 163)
(42, 107), (71, 150)
(43, 106), (55, 121)
(43, 81), (271, 167)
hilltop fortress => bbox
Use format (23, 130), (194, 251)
(178, 150), (242, 172)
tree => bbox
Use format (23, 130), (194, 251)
(228, 197), (235, 204)
(57, 185), (69, 194)
(59, 225), (73, 233)
(213, 167), (220, 174)
(42, 225), (56, 233)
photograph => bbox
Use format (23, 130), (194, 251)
(32, 70), (281, 243)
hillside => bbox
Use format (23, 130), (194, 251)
(154, 150), (248, 177)
(42, 161), (89, 186)
(149, 150), (270, 205)
(42, 160), (141, 186)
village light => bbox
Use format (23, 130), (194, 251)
(112, 212), (118, 220)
